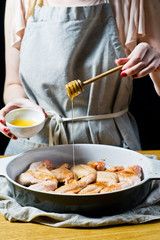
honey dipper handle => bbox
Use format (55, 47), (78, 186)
(83, 65), (124, 86)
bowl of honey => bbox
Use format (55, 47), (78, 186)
(5, 108), (45, 138)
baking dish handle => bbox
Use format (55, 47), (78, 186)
(0, 156), (15, 177)
(148, 159), (160, 180)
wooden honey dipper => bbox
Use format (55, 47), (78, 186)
(65, 65), (123, 99)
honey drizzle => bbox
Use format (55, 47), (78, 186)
(71, 98), (76, 174)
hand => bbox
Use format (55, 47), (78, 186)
(115, 42), (160, 79)
(0, 98), (47, 140)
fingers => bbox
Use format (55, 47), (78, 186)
(115, 58), (129, 66)
(0, 120), (18, 140)
(0, 105), (17, 119)
(42, 108), (48, 118)
(0, 98), (47, 139)
(0, 102), (27, 140)
(121, 57), (155, 79)
(11, 98), (48, 118)
(115, 42), (160, 79)
(0, 105), (17, 139)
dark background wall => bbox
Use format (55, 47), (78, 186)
(130, 76), (160, 150)
(0, 0), (9, 154)
(0, 0), (160, 153)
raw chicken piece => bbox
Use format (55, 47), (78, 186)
(54, 181), (82, 194)
(17, 158), (143, 195)
(28, 179), (58, 192)
(17, 169), (55, 186)
(51, 163), (74, 183)
(100, 182), (131, 193)
(55, 163), (69, 169)
(54, 175), (95, 194)
(87, 161), (106, 171)
(28, 160), (53, 171)
(96, 171), (118, 185)
(106, 166), (125, 172)
(55, 165), (96, 194)
(116, 167), (141, 185)
(71, 164), (96, 179)
(62, 191), (76, 194)
(106, 165), (142, 177)
(78, 182), (107, 194)
(129, 165), (142, 178)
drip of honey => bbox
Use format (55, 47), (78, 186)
(71, 98), (76, 171)
(10, 119), (37, 127)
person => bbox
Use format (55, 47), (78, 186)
(0, 0), (160, 155)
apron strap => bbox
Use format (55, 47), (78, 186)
(27, 0), (43, 18)
(38, 0), (43, 7)
(47, 107), (128, 146)
(47, 111), (68, 146)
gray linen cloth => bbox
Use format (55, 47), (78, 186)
(0, 156), (160, 228)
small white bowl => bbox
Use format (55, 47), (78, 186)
(5, 108), (45, 138)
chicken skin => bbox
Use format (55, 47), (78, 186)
(17, 159), (143, 195)
(28, 179), (58, 192)
(17, 169), (55, 186)
(116, 167), (142, 185)
(87, 161), (106, 171)
(79, 182), (107, 194)
(18, 160), (55, 186)
(129, 165), (142, 178)
(106, 166), (125, 172)
(96, 171), (118, 185)
(106, 165), (142, 185)
(71, 164), (96, 179)
(54, 174), (97, 194)
(100, 182), (131, 193)
(28, 160), (53, 171)
(51, 163), (74, 184)
(55, 165), (96, 194)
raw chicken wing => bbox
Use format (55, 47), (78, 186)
(28, 179), (58, 192)
(87, 161), (106, 171)
(116, 166), (142, 185)
(100, 182), (131, 193)
(28, 160), (53, 171)
(106, 166), (125, 172)
(71, 164), (96, 179)
(96, 171), (118, 185)
(55, 165), (96, 194)
(129, 165), (142, 178)
(17, 169), (54, 186)
(51, 163), (74, 183)
(78, 182), (107, 194)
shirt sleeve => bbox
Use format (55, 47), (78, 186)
(10, 0), (105, 50)
(110, 0), (145, 56)
(141, 0), (160, 52)
(11, 0), (160, 54)
(11, 0), (28, 50)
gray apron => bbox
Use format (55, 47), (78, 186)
(5, 2), (141, 155)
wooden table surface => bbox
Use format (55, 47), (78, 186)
(0, 150), (160, 240)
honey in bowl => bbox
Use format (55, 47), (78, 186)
(5, 108), (45, 138)
(10, 119), (37, 127)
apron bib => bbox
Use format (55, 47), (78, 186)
(5, 2), (141, 155)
